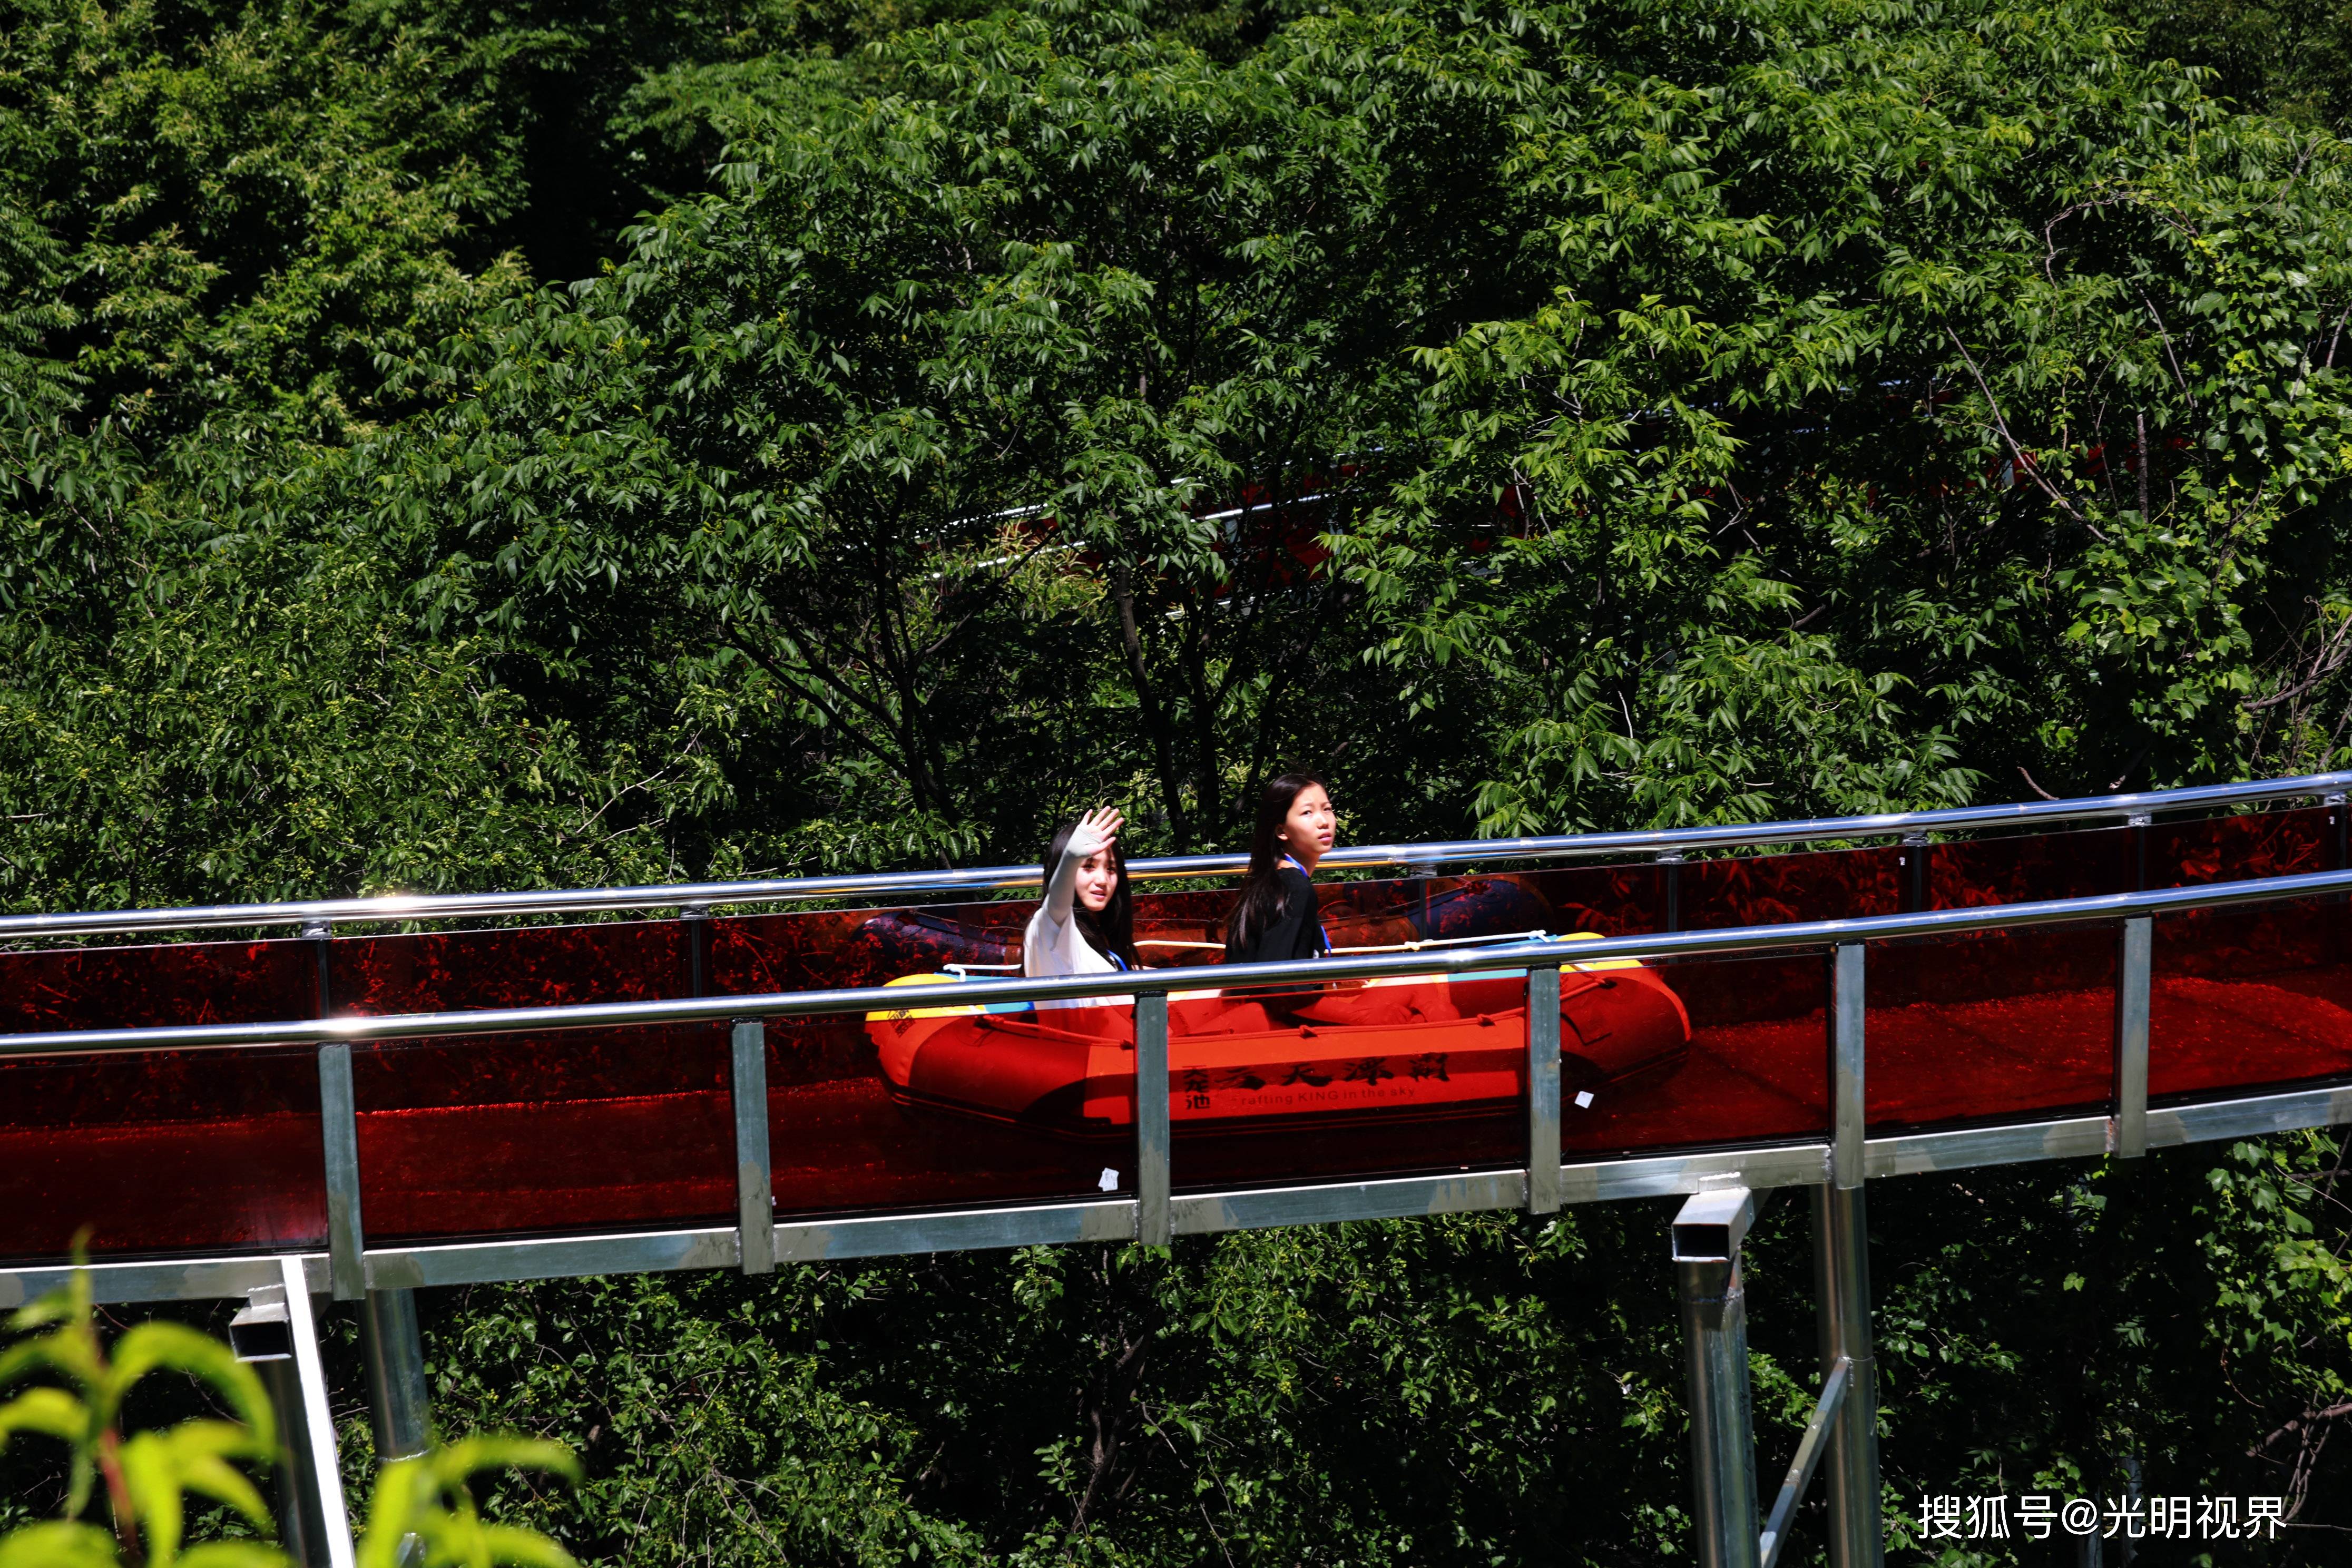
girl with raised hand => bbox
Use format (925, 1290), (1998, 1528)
(1221, 772), (1337, 966)
(1025, 806), (1138, 992)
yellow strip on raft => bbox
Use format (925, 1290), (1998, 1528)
(870, 971), (986, 1021)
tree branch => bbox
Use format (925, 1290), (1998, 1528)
(1944, 326), (2104, 538)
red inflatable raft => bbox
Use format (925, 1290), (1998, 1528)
(865, 940), (1692, 1141)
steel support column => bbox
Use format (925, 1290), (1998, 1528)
(1674, 1187), (1761, 1568)
(361, 1286), (431, 1462)
(1812, 1183), (1882, 1568)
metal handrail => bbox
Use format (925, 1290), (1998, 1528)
(9, 863), (2348, 1059)
(1, 771), (2347, 944)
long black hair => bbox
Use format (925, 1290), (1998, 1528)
(1222, 771), (1330, 957)
(1043, 818), (1138, 968)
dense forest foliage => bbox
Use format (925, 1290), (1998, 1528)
(4, 0), (2350, 1560)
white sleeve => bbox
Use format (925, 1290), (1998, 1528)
(1040, 821), (1110, 926)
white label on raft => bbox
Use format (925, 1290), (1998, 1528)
(1574, 1090), (1595, 1109)
(1099, 1169), (1120, 1192)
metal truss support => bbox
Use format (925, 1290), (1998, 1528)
(1673, 1187), (1881, 1565)
(1812, 1183), (1883, 1568)
(1674, 1187), (1761, 1568)
(230, 1259), (355, 1568)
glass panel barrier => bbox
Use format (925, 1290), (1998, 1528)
(339, 923), (729, 1242)
(0, 936), (317, 1030)
(718, 907), (1136, 1214)
(1167, 972), (1529, 1192)
(1864, 925), (2117, 1131)
(0, 1045), (326, 1261)
(330, 920), (690, 1010)
(762, 1011), (1136, 1216)
(1679, 846), (1906, 930)
(1928, 824), (2134, 908)
(712, 905), (1026, 993)
(1314, 872), (1585, 947)
(2146, 805), (2334, 890)
(0, 936), (327, 1261)
(1510, 862), (1662, 936)
(2151, 897), (2352, 1102)
(1564, 951), (1830, 1158)
(354, 1024), (734, 1241)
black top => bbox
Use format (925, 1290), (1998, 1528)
(1224, 866), (1329, 966)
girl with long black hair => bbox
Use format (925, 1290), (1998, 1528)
(1221, 772), (1337, 966)
(1025, 807), (1139, 997)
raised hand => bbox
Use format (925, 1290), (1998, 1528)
(1071, 805), (1124, 856)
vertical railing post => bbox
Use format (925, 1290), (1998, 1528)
(318, 1041), (365, 1302)
(732, 1018), (774, 1275)
(1831, 945), (1865, 1191)
(681, 903), (710, 998)
(2113, 918), (2151, 1159)
(1812, 1183), (1881, 1568)
(1674, 1188), (1761, 1568)
(1526, 963), (1561, 1215)
(1659, 851), (1686, 932)
(305, 916), (365, 1303)
(1135, 991), (1171, 1246)
(1819, 940), (1881, 1567)
(304, 916), (334, 1016)
(1899, 832), (1929, 914)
